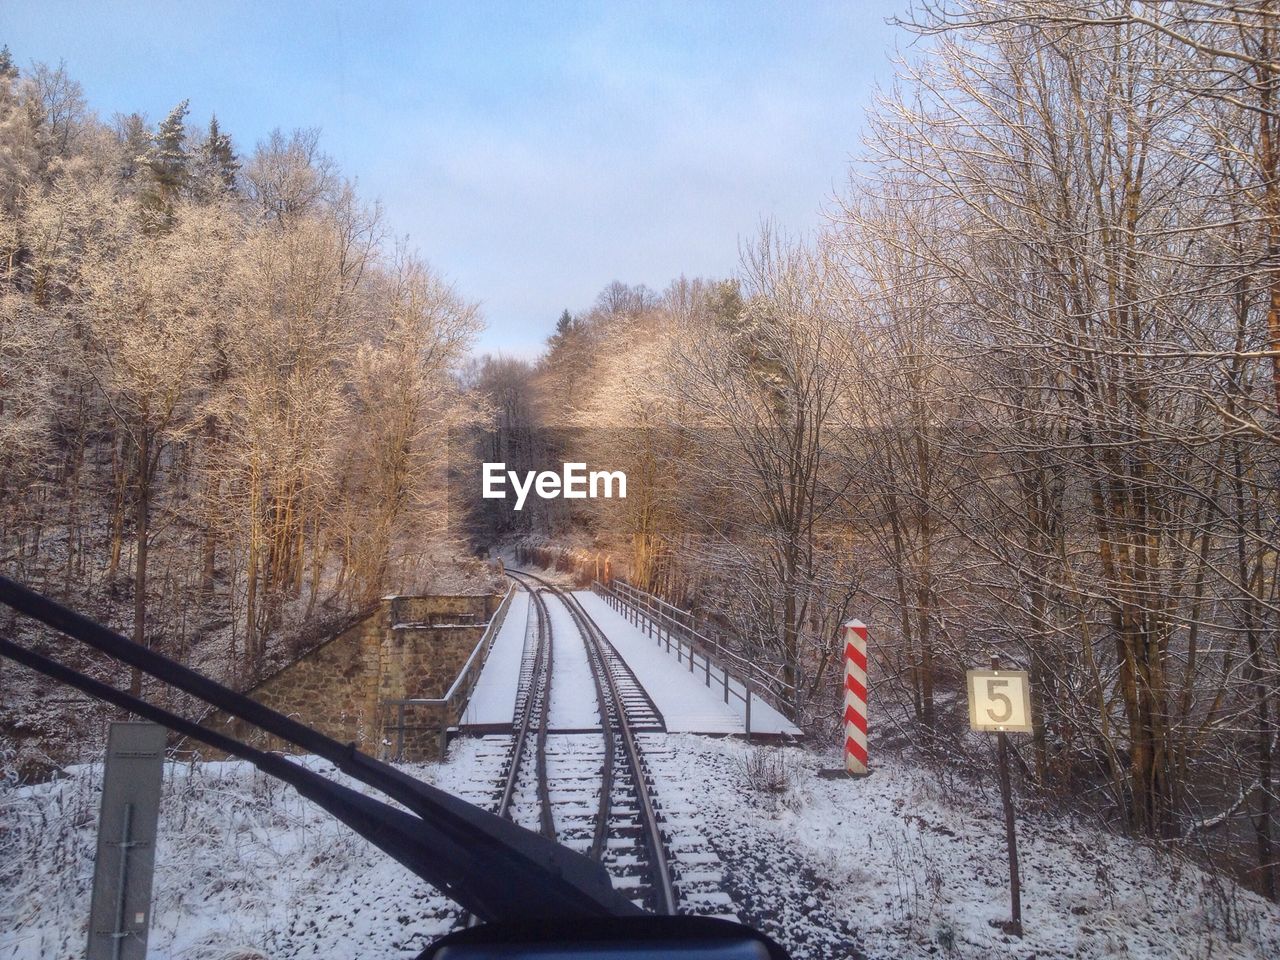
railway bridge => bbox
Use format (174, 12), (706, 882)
(417, 568), (800, 924)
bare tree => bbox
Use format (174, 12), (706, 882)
(244, 128), (338, 225)
(671, 229), (854, 712)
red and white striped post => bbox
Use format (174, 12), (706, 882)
(842, 619), (869, 775)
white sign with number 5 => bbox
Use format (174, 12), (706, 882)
(966, 670), (1033, 733)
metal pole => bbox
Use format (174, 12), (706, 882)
(87, 722), (165, 960)
(991, 654), (1023, 935)
(110, 804), (134, 960)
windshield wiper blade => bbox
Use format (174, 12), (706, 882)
(0, 576), (642, 922)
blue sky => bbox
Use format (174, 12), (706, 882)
(2, 1), (909, 356)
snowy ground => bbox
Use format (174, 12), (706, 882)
(648, 737), (1280, 959)
(4, 734), (1277, 959)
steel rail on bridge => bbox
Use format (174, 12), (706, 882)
(496, 577), (555, 837)
(508, 569), (679, 916)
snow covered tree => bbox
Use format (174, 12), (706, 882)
(138, 99), (190, 223)
(551, 308), (573, 342)
(25, 61), (88, 167)
(0, 56), (38, 221)
(337, 252), (479, 601)
(189, 114), (239, 201)
(244, 127), (336, 224)
(0, 55), (488, 749)
(113, 111), (150, 184)
(76, 200), (239, 687)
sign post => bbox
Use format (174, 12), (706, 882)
(87, 722), (166, 960)
(966, 657), (1032, 936)
(842, 619), (869, 776)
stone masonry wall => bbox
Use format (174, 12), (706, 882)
(200, 594), (496, 761)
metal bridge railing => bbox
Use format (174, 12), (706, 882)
(591, 579), (796, 734)
(384, 583), (516, 760)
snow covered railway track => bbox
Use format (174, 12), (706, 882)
(505, 569), (680, 915)
(590, 629), (665, 733)
(497, 582), (555, 838)
(447, 580), (556, 931)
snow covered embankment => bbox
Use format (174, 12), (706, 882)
(647, 736), (1280, 960)
(0, 747), (506, 960)
(4, 735), (1279, 959)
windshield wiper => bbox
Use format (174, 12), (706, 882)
(0, 575), (641, 923)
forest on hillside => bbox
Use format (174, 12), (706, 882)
(466, 1), (1280, 901)
(0, 46), (490, 758)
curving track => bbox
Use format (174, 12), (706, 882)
(502, 569), (677, 914)
(496, 579), (556, 839)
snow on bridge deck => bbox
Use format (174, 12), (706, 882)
(572, 591), (799, 737)
(459, 590), (529, 728)
(459, 585), (798, 737)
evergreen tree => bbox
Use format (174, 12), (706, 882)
(0, 45), (36, 216)
(115, 112), (151, 184)
(139, 99), (190, 222)
(555, 308), (573, 337)
(190, 114), (239, 201)
(547, 309), (579, 355)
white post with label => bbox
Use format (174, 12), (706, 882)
(966, 657), (1032, 936)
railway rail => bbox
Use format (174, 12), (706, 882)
(500, 568), (677, 915)
(496, 578), (556, 838)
